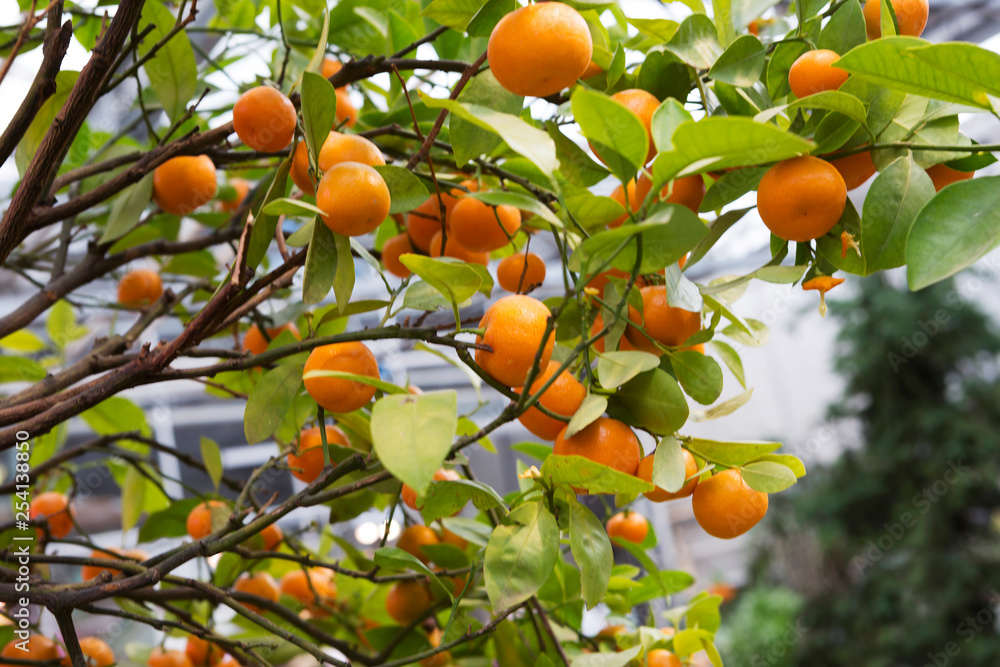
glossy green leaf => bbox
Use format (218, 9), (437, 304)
(691, 387), (754, 421)
(570, 646), (641, 667)
(861, 156), (936, 273)
(200, 437), (223, 491)
(47, 299), (87, 349)
(541, 455), (654, 494)
(262, 198), (326, 218)
(139, 0), (198, 121)
(137, 499), (201, 542)
(248, 159), (292, 269)
(906, 176), (1000, 289)
(244, 364), (302, 443)
(421, 0), (483, 30)
(665, 14), (722, 69)
(484, 501), (559, 612)
(650, 98), (694, 153)
(563, 393), (607, 439)
(597, 351), (660, 388)
(571, 87), (648, 183)
(371, 390), (458, 493)
(0, 356), (46, 384)
(450, 71), (524, 166)
(301, 72), (337, 165)
(766, 40), (809, 100)
(685, 437), (781, 466)
(708, 34), (764, 87)
(121, 465), (145, 532)
(653, 435), (686, 492)
(372, 165), (430, 214)
(619, 369), (689, 434)
(568, 498), (613, 608)
(670, 350), (723, 405)
(466, 0), (514, 36)
(756, 90), (869, 129)
(401, 255), (493, 304)
(303, 217), (338, 304)
(101, 175), (153, 243)
(16, 71), (79, 176)
(333, 232), (354, 311)
(420, 478), (508, 522)
(818, 0), (866, 55)
(81, 396), (151, 437)
(741, 460), (798, 492)
(373, 547), (452, 597)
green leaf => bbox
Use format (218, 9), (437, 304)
(636, 49), (691, 103)
(540, 455), (654, 495)
(139, 0), (198, 121)
(685, 437), (781, 466)
(712, 0), (735, 46)
(16, 71), (79, 176)
(301, 72), (337, 165)
(162, 250), (218, 278)
(303, 217), (338, 304)
(333, 232), (354, 311)
(708, 35), (765, 87)
(653, 436), (686, 492)
(372, 165), (430, 214)
(836, 37), (992, 108)
(619, 369), (689, 435)
(597, 351), (660, 388)
(137, 498), (202, 542)
(650, 98), (694, 153)
(568, 498), (613, 608)
(879, 0), (898, 37)
(547, 122), (610, 188)
(484, 501), (559, 612)
(420, 93), (558, 176)
(511, 441), (553, 462)
(420, 479), (508, 522)
(101, 175), (153, 243)
(262, 198), (326, 218)
(691, 387), (754, 421)
(563, 191), (625, 229)
(569, 209), (709, 277)
(467, 0), (514, 36)
(670, 350), (723, 405)
(571, 87), (648, 183)
(244, 364), (302, 443)
(371, 390), (458, 493)
(121, 465), (145, 532)
(766, 40), (809, 100)
(81, 397), (151, 437)
(707, 340), (745, 388)
(0, 330), (46, 352)
(401, 255), (493, 304)
(652, 117), (813, 183)
(700, 168), (765, 212)
(906, 176), (1000, 289)
(200, 437), (223, 491)
(47, 299), (87, 349)
(305, 7), (330, 73)
(373, 547), (452, 598)
(665, 14), (722, 69)
(421, 0), (483, 30)
(570, 646), (641, 667)
(468, 191), (562, 229)
(563, 393), (607, 439)
(818, 0), (866, 55)
(248, 159), (292, 269)
(0, 356), (46, 383)
(756, 90), (870, 129)
(450, 71), (524, 166)
(740, 460), (797, 492)
(860, 156), (935, 273)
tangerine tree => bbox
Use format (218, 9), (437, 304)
(0, 0), (998, 664)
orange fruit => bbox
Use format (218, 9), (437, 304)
(259, 523), (283, 551)
(242, 322), (300, 356)
(382, 233), (415, 278)
(443, 179), (481, 220)
(625, 285), (701, 352)
(280, 568), (335, 611)
(303, 342), (380, 413)
(420, 628), (451, 667)
(291, 140), (316, 195)
(316, 162), (391, 237)
(221, 178), (250, 213)
(440, 528), (468, 550)
(233, 86), (296, 153)
(153, 155), (218, 215)
(2, 636), (58, 667)
(581, 60), (604, 79)
(385, 580), (435, 625)
(186, 637), (223, 667)
(827, 151), (877, 191)
(30, 491), (74, 538)
(401, 468), (460, 511)
(118, 269), (163, 306)
(926, 163), (974, 192)
(757, 155), (847, 242)
(748, 19), (760, 35)
(597, 625), (626, 639)
(497, 252), (546, 293)
(609, 89), (659, 163)
(637, 450), (699, 502)
(186, 500), (228, 540)
(475, 295), (555, 387)
(692, 468), (768, 539)
(318, 132), (385, 171)
(488, 2), (592, 97)
(336, 88), (358, 128)
(552, 417), (642, 493)
(514, 360), (586, 441)
(322, 58), (345, 87)
(647, 649), (682, 667)
(288, 425), (350, 483)
(148, 649), (194, 667)
(429, 231), (489, 266)
(396, 525), (441, 563)
(591, 311), (636, 353)
(863, 0), (928, 38)
(586, 267), (645, 296)
(233, 571), (281, 614)
(706, 582), (738, 603)
(609, 179), (640, 228)
(60, 638), (113, 667)
(449, 197), (522, 252)
(606, 510), (649, 544)
(81, 547), (147, 580)
(787, 50), (848, 98)
(407, 198), (446, 252)
(636, 173), (706, 214)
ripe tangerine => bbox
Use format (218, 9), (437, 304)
(316, 162), (391, 237)
(606, 511), (649, 544)
(118, 269), (163, 306)
(475, 295), (555, 387)
(757, 155), (846, 242)
(153, 155), (218, 215)
(552, 417), (642, 493)
(29, 491), (74, 538)
(514, 361), (586, 441)
(692, 468), (768, 539)
(303, 341), (380, 414)
(637, 449), (699, 502)
(287, 425), (350, 483)
(497, 252), (546, 293)
(233, 86), (296, 153)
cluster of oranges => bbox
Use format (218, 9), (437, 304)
(0, 635), (116, 667)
